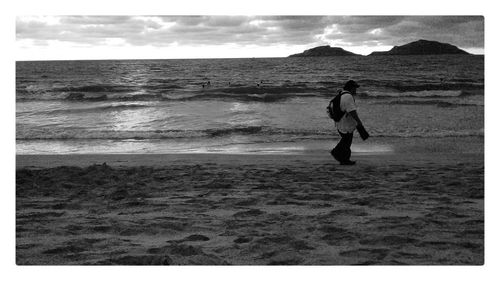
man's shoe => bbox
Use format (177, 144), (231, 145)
(330, 150), (341, 162)
(340, 160), (356, 165)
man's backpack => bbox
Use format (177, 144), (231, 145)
(327, 90), (348, 122)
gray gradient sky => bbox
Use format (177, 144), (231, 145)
(16, 16), (484, 60)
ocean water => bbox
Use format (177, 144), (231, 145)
(16, 55), (484, 155)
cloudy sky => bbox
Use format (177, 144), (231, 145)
(16, 16), (484, 60)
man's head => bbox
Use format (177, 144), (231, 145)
(343, 80), (360, 94)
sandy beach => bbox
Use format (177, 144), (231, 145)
(15, 149), (483, 265)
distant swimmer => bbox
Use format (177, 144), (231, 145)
(327, 80), (369, 165)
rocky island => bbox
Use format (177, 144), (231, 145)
(369, 39), (470, 56)
(288, 45), (361, 57)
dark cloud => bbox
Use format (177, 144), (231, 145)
(165, 16), (204, 26)
(16, 16), (484, 52)
(202, 16), (248, 27)
(379, 16), (484, 48)
(312, 16), (483, 49)
(60, 16), (135, 25)
(269, 16), (328, 31)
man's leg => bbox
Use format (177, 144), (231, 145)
(341, 131), (353, 161)
(331, 131), (354, 163)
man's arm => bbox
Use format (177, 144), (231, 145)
(349, 110), (370, 140)
(348, 110), (363, 126)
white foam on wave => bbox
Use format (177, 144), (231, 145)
(351, 144), (394, 154)
(365, 90), (463, 98)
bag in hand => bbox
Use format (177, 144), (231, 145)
(356, 124), (370, 140)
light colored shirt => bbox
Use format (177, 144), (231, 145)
(335, 92), (358, 133)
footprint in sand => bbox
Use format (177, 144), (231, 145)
(359, 235), (418, 247)
(339, 248), (390, 262)
(320, 226), (360, 245)
(233, 209), (265, 218)
(234, 237), (252, 244)
(97, 255), (172, 265)
(183, 234), (210, 242)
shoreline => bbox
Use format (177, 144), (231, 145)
(16, 135), (484, 168)
(16, 151), (483, 169)
(16, 136), (484, 156)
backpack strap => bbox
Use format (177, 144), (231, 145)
(339, 90), (354, 102)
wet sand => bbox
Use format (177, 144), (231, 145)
(16, 152), (484, 265)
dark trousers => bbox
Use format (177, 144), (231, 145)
(332, 130), (353, 162)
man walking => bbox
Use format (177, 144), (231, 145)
(330, 80), (369, 165)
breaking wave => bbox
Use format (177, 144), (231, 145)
(382, 100), (483, 107)
(16, 126), (484, 141)
(16, 88), (483, 104)
(43, 104), (152, 114)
